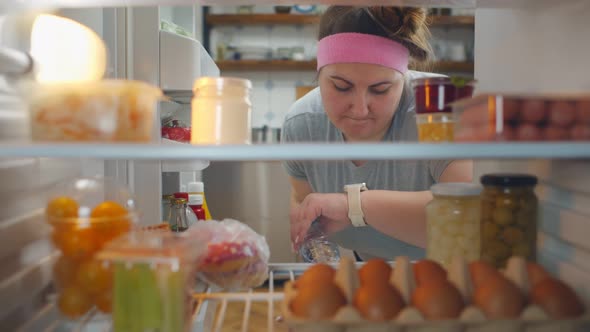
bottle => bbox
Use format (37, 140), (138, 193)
(298, 220), (341, 263)
(188, 193), (206, 221)
(169, 198), (198, 232)
(187, 181), (212, 220)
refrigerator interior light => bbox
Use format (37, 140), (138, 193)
(30, 14), (106, 83)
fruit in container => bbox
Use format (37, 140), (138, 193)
(46, 177), (138, 318)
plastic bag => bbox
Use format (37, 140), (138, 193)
(184, 219), (270, 290)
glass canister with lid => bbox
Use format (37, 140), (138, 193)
(191, 77), (252, 145)
(412, 77), (475, 142)
(480, 174), (538, 268)
(426, 182), (482, 267)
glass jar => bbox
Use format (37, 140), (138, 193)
(426, 183), (482, 268)
(169, 198), (196, 232)
(412, 77), (475, 142)
(480, 174), (538, 268)
(191, 77), (252, 145)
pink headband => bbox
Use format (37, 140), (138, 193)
(317, 32), (409, 73)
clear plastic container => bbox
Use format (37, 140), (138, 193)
(412, 77), (475, 142)
(28, 80), (162, 142)
(453, 94), (590, 142)
(191, 77), (252, 145)
(45, 176), (139, 319)
(299, 220), (340, 263)
(98, 231), (206, 332)
(480, 174), (538, 268)
(426, 183), (482, 268)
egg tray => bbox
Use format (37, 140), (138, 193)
(281, 256), (590, 332)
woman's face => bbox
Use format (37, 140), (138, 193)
(319, 63), (404, 142)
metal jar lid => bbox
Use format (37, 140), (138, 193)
(480, 174), (538, 187)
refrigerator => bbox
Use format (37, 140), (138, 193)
(1, 0), (589, 331)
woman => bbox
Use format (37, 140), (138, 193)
(281, 6), (473, 261)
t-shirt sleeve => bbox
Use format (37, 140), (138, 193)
(281, 117), (307, 180)
(429, 159), (453, 182)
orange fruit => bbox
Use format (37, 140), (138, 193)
(46, 197), (78, 219)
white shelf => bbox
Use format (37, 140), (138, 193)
(0, 142), (589, 160)
(1, 0), (548, 12)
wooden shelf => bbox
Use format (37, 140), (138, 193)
(206, 14), (320, 26)
(206, 14), (473, 27)
(217, 59), (473, 73)
(217, 59), (317, 71)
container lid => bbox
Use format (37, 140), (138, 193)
(193, 77), (252, 92)
(187, 181), (204, 193)
(173, 198), (187, 205)
(480, 174), (538, 187)
(174, 192), (189, 200)
(188, 194), (203, 205)
(97, 231), (205, 267)
(430, 183), (482, 196)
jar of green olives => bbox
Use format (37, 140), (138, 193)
(480, 174), (538, 268)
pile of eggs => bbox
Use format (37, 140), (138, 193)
(283, 256), (587, 331)
(456, 97), (590, 142)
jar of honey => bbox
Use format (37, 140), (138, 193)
(426, 183), (482, 267)
(412, 77), (475, 142)
(480, 174), (538, 268)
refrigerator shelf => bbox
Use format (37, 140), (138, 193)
(0, 142), (589, 160)
(18, 263), (313, 332)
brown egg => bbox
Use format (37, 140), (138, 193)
(473, 276), (525, 319)
(516, 124), (542, 141)
(296, 263), (336, 288)
(290, 282), (346, 320)
(542, 126), (569, 141)
(549, 101), (576, 127)
(413, 260), (447, 286)
(359, 259), (392, 286)
(526, 262), (550, 287)
(354, 283), (405, 321)
(411, 280), (464, 320)
(521, 100), (547, 124)
(469, 261), (502, 289)
(571, 124), (590, 141)
(502, 99), (521, 122)
(530, 278), (585, 319)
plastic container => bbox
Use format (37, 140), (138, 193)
(97, 231), (206, 332)
(282, 256), (589, 332)
(29, 80), (162, 142)
(412, 77), (475, 142)
(191, 77), (252, 145)
(480, 174), (538, 268)
(298, 220), (341, 263)
(453, 94), (590, 142)
(426, 183), (482, 268)
(45, 177), (139, 319)
(187, 181), (212, 220)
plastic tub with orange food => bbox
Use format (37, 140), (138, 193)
(28, 80), (163, 142)
(46, 176), (139, 319)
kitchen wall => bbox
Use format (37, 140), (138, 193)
(207, 5), (475, 129)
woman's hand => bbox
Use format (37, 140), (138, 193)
(289, 193), (351, 250)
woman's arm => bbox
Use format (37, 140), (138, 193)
(290, 160), (473, 249)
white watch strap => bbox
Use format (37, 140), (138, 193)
(346, 184), (366, 227)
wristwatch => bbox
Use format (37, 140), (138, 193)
(343, 183), (368, 227)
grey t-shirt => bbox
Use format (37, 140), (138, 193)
(281, 71), (451, 260)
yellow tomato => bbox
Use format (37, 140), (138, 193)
(58, 286), (93, 318)
(91, 201), (128, 218)
(53, 228), (99, 260)
(46, 197), (78, 219)
(75, 259), (112, 295)
(52, 255), (79, 290)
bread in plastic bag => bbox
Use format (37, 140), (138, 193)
(185, 218), (270, 290)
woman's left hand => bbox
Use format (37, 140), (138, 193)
(290, 193), (352, 249)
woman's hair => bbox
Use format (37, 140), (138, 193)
(318, 6), (432, 66)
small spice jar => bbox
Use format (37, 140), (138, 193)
(412, 77), (475, 142)
(480, 174), (538, 268)
(191, 77), (252, 145)
(426, 183), (482, 268)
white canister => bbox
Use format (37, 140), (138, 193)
(191, 77), (252, 145)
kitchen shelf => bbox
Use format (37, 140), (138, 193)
(205, 14), (473, 27)
(218, 59), (316, 71)
(1, 142), (589, 160)
(218, 60), (473, 72)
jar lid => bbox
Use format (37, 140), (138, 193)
(430, 183), (482, 196)
(480, 174), (538, 187)
(173, 198), (187, 205)
(193, 77), (252, 92)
